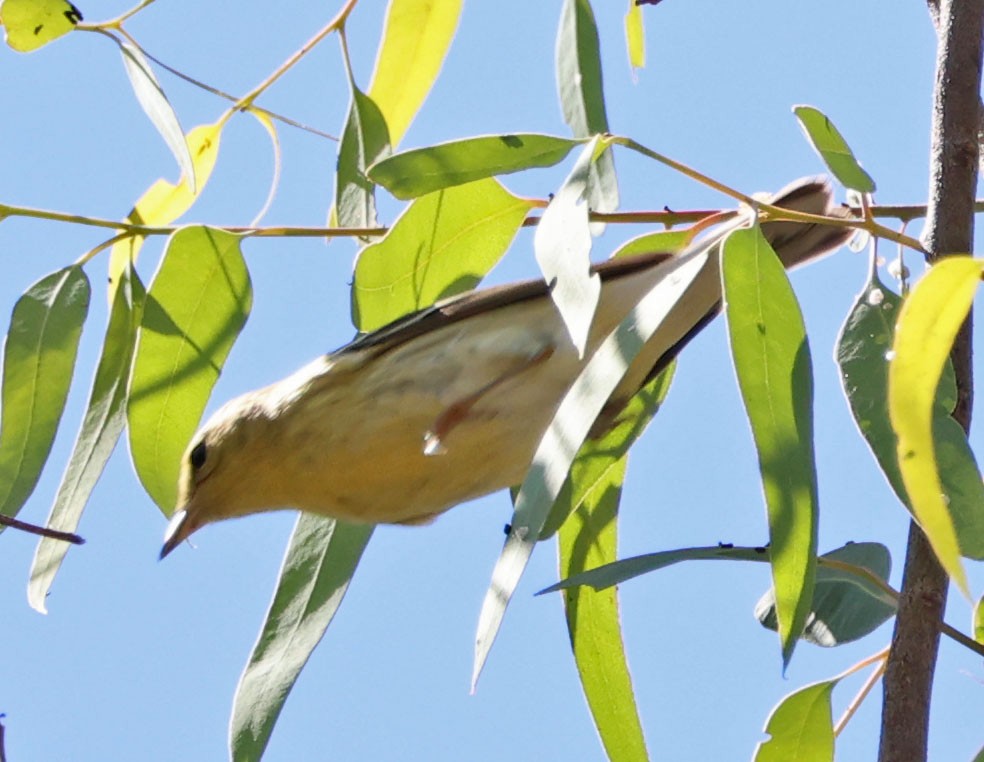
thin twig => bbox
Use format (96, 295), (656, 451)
(0, 515), (85, 545)
(836, 654), (888, 736)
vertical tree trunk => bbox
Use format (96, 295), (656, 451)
(878, 1), (983, 759)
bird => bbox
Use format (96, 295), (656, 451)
(160, 177), (853, 558)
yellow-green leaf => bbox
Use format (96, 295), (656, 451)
(128, 227), (251, 513)
(754, 680), (837, 761)
(624, 1), (645, 71)
(367, 0), (462, 147)
(888, 255), (982, 596)
(1, 0), (81, 52)
(793, 105), (876, 194)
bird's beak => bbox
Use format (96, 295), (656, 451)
(160, 509), (196, 560)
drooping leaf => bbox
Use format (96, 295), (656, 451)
(0, 266), (90, 527)
(473, 244), (713, 689)
(534, 137), (603, 357)
(754, 680), (837, 762)
(793, 105), (876, 194)
(28, 264), (145, 613)
(119, 41), (197, 193)
(722, 225), (818, 669)
(230, 516), (373, 762)
(367, 134), (585, 199)
(837, 272), (984, 558)
(246, 109), (281, 227)
(556, 0), (619, 217)
(755, 542), (895, 646)
(108, 121), (223, 297)
(624, 1), (645, 71)
(367, 0), (462, 147)
(0, 0), (81, 52)
(128, 227), (251, 513)
(888, 255), (982, 596)
(351, 178), (533, 331)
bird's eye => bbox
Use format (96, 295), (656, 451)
(189, 440), (208, 470)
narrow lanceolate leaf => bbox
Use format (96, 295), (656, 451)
(973, 593), (984, 644)
(609, 230), (691, 261)
(755, 542), (895, 647)
(119, 41), (196, 193)
(888, 256), (982, 596)
(0, 267), (89, 526)
(230, 516), (373, 762)
(554, 372), (672, 762)
(368, 134), (585, 199)
(367, 0), (462, 147)
(793, 106), (875, 194)
(351, 178), (533, 331)
(28, 265), (145, 613)
(754, 680), (837, 762)
(109, 121), (223, 298)
(837, 272), (984, 558)
(624, 1), (645, 71)
(128, 227), (251, 514)
(534, 137), (603, 357)
(556, 0), (619, 217)
(722, 226), (818, 670)
(335, 49), (391, 231)
(246, 109), (281, 227)
(473, 245), (713, 689)
(0, 0), (81, 52)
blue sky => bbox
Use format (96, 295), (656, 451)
(0, 1), (981, 760)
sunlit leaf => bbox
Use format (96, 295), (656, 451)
(534, 137), (602, 357)
(119, 41), (196, 193)
(128, 227), (251, 513)
(624, 1), (645, 71)
(230, 516), (372, 762)
(973, 593), (984, 644)
(28, 264), (144, 613)
(1, 0), (81, 52)
(888, 256), (981, 595)
(0, 267), (89, 526)
(754, 680), (837, 762)
(367, 0), (462, 147)
(793, 105), (875, 193)
(367, 134), (584, 199)
(351, 178), (533, 331)
(247, 109), (281, 227)
(722, 225), (817, 669)
(556, 0), (618, 218)
(609, 229), (690, 260)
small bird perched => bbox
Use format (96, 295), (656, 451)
(160, 177), (852, 558)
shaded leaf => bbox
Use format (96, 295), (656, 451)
(755, 542), (895, 646)
(230, 516), (373, 762)
(1, 0), (81, 52)
(351, 178), (533, 331)
(888, 256), (981, 595)
(754, 680), (837, 762)
(368, 134), (584, 199)
(128, 227), (251, 513)
(722, 225), (818, 669)
(367, 0), (462, 147)
(793, 105), (875, 193)
(0, 267), (89, 527)
(28, 264), (145, 612)
(534, 137), (602, 357)
(119, 41), (196, 193)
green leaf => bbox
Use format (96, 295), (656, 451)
(837, 272), (984, 558)
(335, 52), (391, 230)
(473, 243), (713, 689)
(972, 593), (984, 644)
(555, 371), (673, 762)
(351, 178), (533, 331)
(793, 105), (876, 193)
(28, 264), (144, 613)
(119, 41), (196, 193)
(534, 137), (603, 357)
(624, 1), (645, 71)
(0, 0), (81, 52)
(722, 225), (818, 669)
(230, 516), (373, 762)
(888, 256), (981, 596)
(367, 0), (462, 147)
(755, 542), (895, 646)
(128, 227), (252, 513)
(556, 0), (619, 216)
(609, 229), (691, 260)
(0, 266), (89, 526)
(754, 680), (837, 762)
(368, 134), (585, 199)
